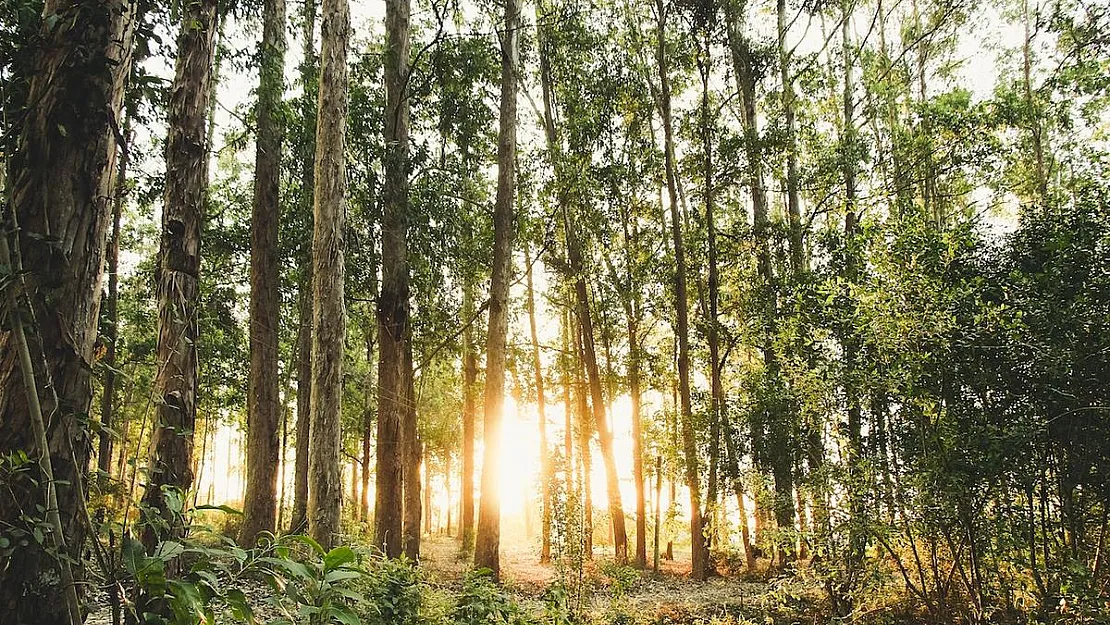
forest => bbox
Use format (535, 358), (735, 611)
(0, 0), (1107, 621)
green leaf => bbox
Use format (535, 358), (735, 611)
(323, 546), (356, 571)
(194, 504), (243, 515)
(285, 533), (326, 555)
(330, 605), (361, 625)
(324, 569), (361, 584)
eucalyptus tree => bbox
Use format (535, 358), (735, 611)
(143, 0), (219, 548)
(374, 0), (413, 559)
(289, 0), (318, 533)
(474, 0), (520, 579)
(0, 0), (135, 619)
(241, 0), (288, 546)
(308, 0), (349, 548)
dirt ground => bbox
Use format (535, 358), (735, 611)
(419, 535), (791, 622)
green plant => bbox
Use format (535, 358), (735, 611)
(359, 555), (426, 625)
(261, 535), (363, 625)
(120, 530), (257, 625)
(452, 569), (533, 625)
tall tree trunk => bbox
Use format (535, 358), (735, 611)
(98, 124), (129, 478)
(626, 308), (646, 568)
(142, 0), (218, 549)
(361, 319), (374, 522)
(402, 344), (421, 560)
(424, 448), (433, 534)
(375, 0), (411, 559)
(0, 0), (133, 609)
(654, 0), (708, 581)
(241, 0), (288, 546)
(289, 0), (317, 534)
(459, 281), (478, 554)
(474, 0), (519, 580)
(775, 0), (803, 272)
(307, 0), (349, 548)
(525, 244), (553, 564)
(575, 323), (595, 559)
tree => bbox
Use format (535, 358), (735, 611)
(374, 0), (411, 559)
(241, 0), (288, 546)
(0, 0), (134, 620)
(474, 0), (519, 580)
(653, 0), (709, 581)
(289, 0), (317, 534)
(143, 0), (219, 548)
(308, 0), (349, 548)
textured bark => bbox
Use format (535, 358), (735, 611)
(143, 0), (218, 549)
(775, 0), (803, 272)
(361, 323), (374, 522)
(473, 0), (518, 579)
(307, 0), (348, 549)
(289, 0), (317, 535)
(374, 0), (411, 559)
(654, 0), (708, 581)
(459, 281), (477, 554)
(290, 264), (313, 532)
(98, 129), (129, 478)
(574, 324), (594, 559)
(525, 244), (552, 564)
(402, 344), (421, 560)
(241, 0), (288, 546)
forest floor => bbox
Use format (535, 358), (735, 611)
(419, 535), (821, 624)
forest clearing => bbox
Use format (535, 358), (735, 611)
(0, 0), (1107, 621)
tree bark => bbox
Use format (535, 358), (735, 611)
(474, 0), (518, 580)
(459, 281), (478, 554)
(402, 344), (422, 560)
(289, 0), (317, 535)
(241, 0), (288, 546)
(374, 0), (411, 559)
(307, 0), (349, 549)
(143, 0), (218, 549)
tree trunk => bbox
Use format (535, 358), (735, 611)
(654, 0), (708, 581)
(402, 344), (421, 560)
(525, 243), (553, 564)
(241, 0), (287, 546)
(289, 0), (317, 535)
(361, 323), (374, 522)
(98, 124), (129, 479)
(474, 0), (518, 580)
(0, 0), (136, 597)
(374, 0), (411, 559)
(459, 281), (477, 554)
(575, 324), (595, 560)
(142, 0), (218, 549)
(307, 0), (349, 548)
(627, 312), (646, 568)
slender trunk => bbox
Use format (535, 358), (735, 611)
(375, 0), (411, 559)
(459, 281), (477, 554)
(402, 344), (421, 560)
(98, 126), (129, 478)
(525, 244), (553, 564)
(655, 0), (707, 580)
(143, 0), (218, 548)
(1022, 0), (1047, 201)
(423, 448), (433, 534)
(289, 0), (317, 535)
(575, 323), (595, 559)
(627, 312), (646, 568)
(360, 319), (374, 522)
(474, 0), (519, 580)
(775, 0), (803, 272)
(307, 0), (349, 548)
(241, 0), (287, 546)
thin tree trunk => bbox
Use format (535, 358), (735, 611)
(307, 0), (349, 548)
(525, 244), (553, 564)
(654, 0), (707, 580)
(241, 0), (287, 546)
(459, 281), (478, 554)
(375, 0), (412, 559)
(474, 0), (519, 579)
(142, 0), (218, 549)
(361, 322), (374, 522)
(289, 0), (317, 535)
(98, 127), (129, 479)
(402, 344), (421, 560)
(424, 448), (433, 534)
(575, 323), (595, 560)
